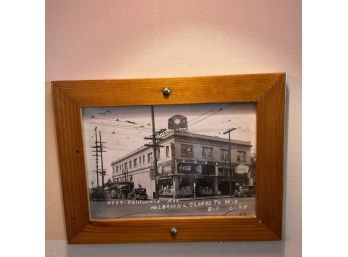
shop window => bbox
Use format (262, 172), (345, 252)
(181, 144), (193, 157)
(218, 168), (230, 177)
(237, 151), (246, 162)
(201, 164), (215, 176)
(179, 177), (193, 196)
(158, 178), (173, 195)
(202, 147), (213, 158)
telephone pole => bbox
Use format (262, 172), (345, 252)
(92, 127), (100, 187)
(91, 127), (107, 188)
(144, 106), (166, 199)
(223, 128), (236, 196)
(99, 130), (107, 187)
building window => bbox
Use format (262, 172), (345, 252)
(129, 160), (132, 169)
(202, 147), (213, 158)
(124, 162), (128, 171)
(143, 155), (145, 165)
(139, 157), (141, 166)
(156, 149), (160, 160)
(147, 152), (153, 163)
(220, 149), (231, 161)
(134, 158), (137, 168)
(181, 144), (193, 157)
(166, 145), (170, 158)
(237, 151), (246, 162)
(116, 166), (119, 173)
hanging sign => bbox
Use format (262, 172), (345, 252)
(235, 164), (249, 174)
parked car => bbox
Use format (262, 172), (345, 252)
(133, 188), (148, 200)
(90, 187), (107, 201)
(234, 185), (256, 197)
(245, 185), (256, 197)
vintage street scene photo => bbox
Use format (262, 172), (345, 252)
(81, 103), (256, 219)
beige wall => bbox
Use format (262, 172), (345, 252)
(46, 0), (301, 256)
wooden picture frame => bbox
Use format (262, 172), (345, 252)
(52, 73), (285, 244)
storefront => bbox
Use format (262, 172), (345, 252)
(157, 176), (173, 197)
(217, 166), (250, 195)
(176, 161), (217, 198)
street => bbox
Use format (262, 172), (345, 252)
(90, 196), (255, 219)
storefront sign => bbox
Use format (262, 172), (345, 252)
(178, 165), (192, 172)
(235, 164), (249, 174)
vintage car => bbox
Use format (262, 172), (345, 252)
(90, 187), (107, 201)
(109, 181), (134, 199)
(133, 188), (148, 200)
(234, 185), (256, 197)
(245, 185), (256, 197)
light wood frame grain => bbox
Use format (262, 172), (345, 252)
(52, 73), (285, 244)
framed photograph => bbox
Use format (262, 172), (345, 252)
(52, 73), (285, 243)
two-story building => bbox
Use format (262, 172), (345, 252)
(111, 115), (253, 199)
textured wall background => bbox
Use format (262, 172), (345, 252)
(46, 0), (301, 256)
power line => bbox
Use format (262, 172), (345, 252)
(187, 104), (228, 124)
(188, 104), (232, 127)
(86, 121), (152, 131)
(87, 130), (148, 138)
(86, 116), (152, 129)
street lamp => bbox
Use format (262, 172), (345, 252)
(223, 128), (236, 196)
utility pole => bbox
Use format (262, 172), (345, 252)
(99, 130), (107, 187)
(223, 128), (236, 196)
(92, 127), (100, 188)
(144, 106), (166, 199)
(91, 127), (107, 188)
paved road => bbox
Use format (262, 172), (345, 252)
(90, 197), (255, 219)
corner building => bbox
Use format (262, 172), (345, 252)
(111, 116), (253, 199)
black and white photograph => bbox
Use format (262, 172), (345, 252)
(81, 103), (256, 219)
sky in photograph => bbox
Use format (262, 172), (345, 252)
(81, 103), (256, 187)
